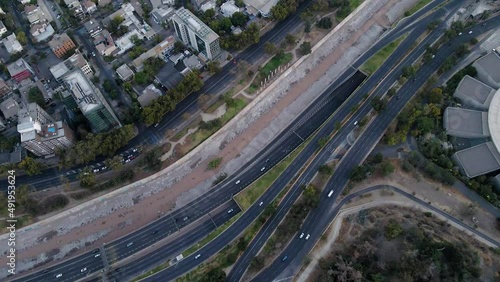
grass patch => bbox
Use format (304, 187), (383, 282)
(404, 0), (432, 17)
(183, 214), (242, 257)
(234, 141), (308, 210)
(349, 0), (363, 10)
(260, 53), (293, 77)
(361, 34), (407, 75)
(220, 98), (247, 123)
(247, 84), (258, 94)
(204, 99), (225, 114)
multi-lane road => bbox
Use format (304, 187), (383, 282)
(253, 15), (500, 282)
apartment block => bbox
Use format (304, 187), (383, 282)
(49, 33), (77, 58)
(7, 59), (34, 83)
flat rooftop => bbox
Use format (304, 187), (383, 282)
(173, 8), (219, 43)
(443, 107), (490, 138)
(64, 70), (101, 114)
(453, 142), (500, 178)
(244, 0), (279, 15)
(475, 52), (500, 84)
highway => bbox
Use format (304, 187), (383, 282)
(1, 0), (449, 191)
(9, 0), (452, 280)
(252, 15), (500, 282)
(227, 1), (468, 280)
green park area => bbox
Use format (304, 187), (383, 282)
(361, 35), (407, 75)
(247, 52), (293, 94)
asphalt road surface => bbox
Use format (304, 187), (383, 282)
(253, 15), (500, 282)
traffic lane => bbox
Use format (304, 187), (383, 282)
(107, 200), (240, 264)
(142, 72), (367, 281)
(16, 250), (104, 282)
(106, 205), (239, 281)
(259, 18), (500, 279)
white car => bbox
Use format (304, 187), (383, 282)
(235, 180), (241, 184)
(125, 159), (131, 163)
(127, 242), (134, 247)
(195, 254), (201, 259)
(354, 121), (358, 125)
(299, 233), (304, 239)
(468, 30), (472, 34)
(56, 273), (63, 278)
(305, 234), (310, 240)
(259, 202), (263, 206)
(81, 267), (87, 272)
(93, 168), (100, 173)
(228, 209), (234, 214)
(94, 253), (101, 258)
(154, 123), (160, 128)
(260, 167), (266, 171)
(458, 32), (462, 35)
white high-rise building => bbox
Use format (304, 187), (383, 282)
(170, 8), (221, 61)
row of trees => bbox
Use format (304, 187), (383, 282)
(134, 57), (165, 85)
(59, 125), (137, 167)
(141, 71), (204, 126)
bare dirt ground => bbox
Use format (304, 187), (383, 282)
(296, 162), (500, 281)
(0, 0), (419, 278)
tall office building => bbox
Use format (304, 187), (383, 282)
(170, 8), (221, 61)
(63, 70), (121, 133)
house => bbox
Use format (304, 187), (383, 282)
(152, 6), (175, 25)
(2, 34), (23, 54)
(116, 64), (134, 81)
(183, 55), (203, 71)
(48, 33), (76, 58)
(0, 21), (7, 37)
(94, 29), (116, 56)
(132, 35), (175, 71)
(25, 5), (48, 25)
(83, 0), (97, 14)
(220, 0), (240, 17)
(0, 98), (20, 120)
(84, 19), (103, 38)
(200, 1), (216, 12)
(106, 3), (156, 41)
(138, 84), (163, 107)
(30, 23), (55, 43)
(64, 0), (84, 18)
(154, 61), (184, 90)
(7, 59), (34, 83)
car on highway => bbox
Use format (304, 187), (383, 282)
(56, 273), (63, 278)
(260, 167), (266, 171)
(299, 233), (304, 239)
(282, 256), (288, 261)
(94, 253), (101, 258)
(154, 123), (160, 127)
(305, 234), (310, 240)
(259, 201), (264, 206)
(235, 180), (241, 184)
(468, 30), (472, 34)
(354, 121), (358, 125)
(127, 242), (134, 247)
(132, 148), (138, 152)
(93, 168), (100, 173)
(458, 32), (462, 35)
(327, 190), (334, 197)
(228, 209), (234, 214)
(195, 254), (201, 259)
(183, 216), (189, 221)
(81, 267), (87, 272)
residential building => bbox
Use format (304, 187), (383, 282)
(0, 21), (7, 36)
(183, 55), (203, 71)
(18, 119), (75, 157)
(50, 51), (93, 83)
(84, 19), (103, 38)
(2, 34), (23, 54)
(116, 64), (134, 81)
(19, 103), (55, 126)
(94, 29), (117, 56)
(0, 144), (25, 166)
(220, 0), (240, 17)
(64, 0), (84, 18)
(63, 70), (121, 132)
(0, 98), (20, 120)
(98, 0), (111, 6)
(115, 29), (143, 54)
(0, 79), (11, 98)
(30, 23), (55, 42)
(138, 84), (162, 107)
(200, 1), (216, 12)
(152, 6), (175, 25)
(244, 0), (279, 17)
(132, 35), (175, 71)
(25, 4), (48, 25)
(154, 61), (184, 90)
(48, 33), (76, 58)
(83, 0), (97, 14)
(7, 59), (34, 83)
(106, 3), (156, 41)
(170, 8), (221, 60)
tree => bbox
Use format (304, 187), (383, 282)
(105, 155), (124, 171)
(130, 34), (143, 46)
(200, 268), (226, 282)
(456, 43), (470, 57)
(380, 159), (394, 176)
(17, 184), (32, 207)
(428, 87), (443, 104)
(318, 137), (328, 147)
(384, 219), (403, 240)
(15, 31), (27, 45)
(109, 15), (125, 33)
(317, 17), (333, 29)
(134, 71), (148, 85)
(302, 184), (320, 208)
(18, 157), (43, 176)
(235, 0), (245, 7)
(426, 20), (439, 31)
(231, 11), (248, 27)
(350, 165), (369, 182)
(79, 167), (96, 187)
(207, 157), (222, 170)
(299, 41), (312, 56)
(371, 98), (387, 113)
(285, 33), (296, 46)
(198, 94), (210, 109)
(28, 87), (47, 108)
(318, 164), (333, 175)
(264, 42), (277, 55)
(174, 41), (184, 54)
(373, 153), (383, 164)
(401, 65), (416, 78)
(206, 61), (221, 75)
